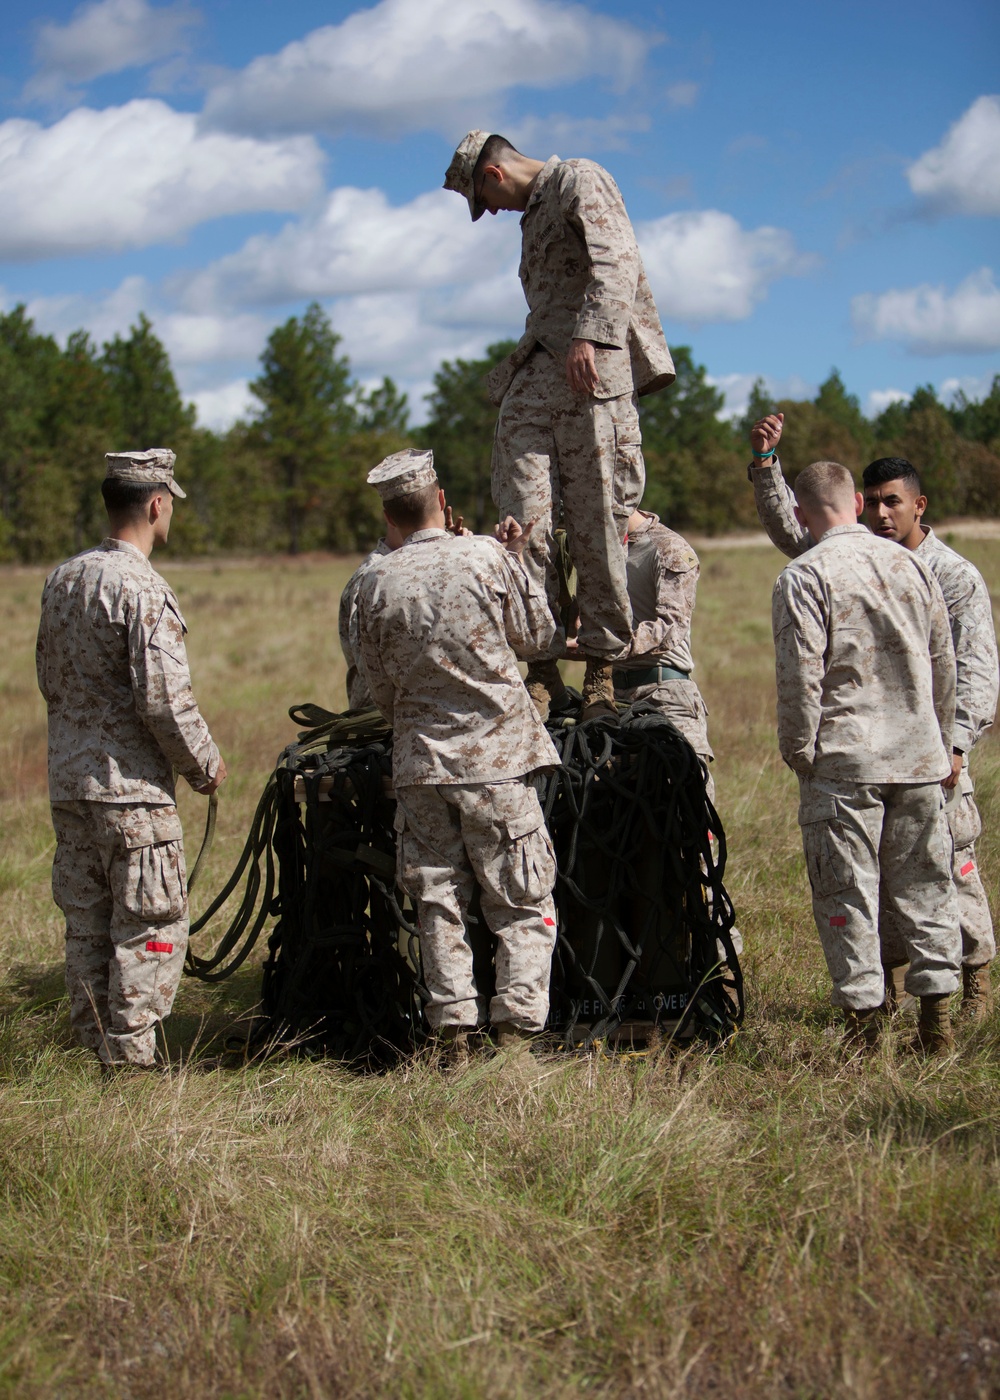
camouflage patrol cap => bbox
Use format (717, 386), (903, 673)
(443, 129), (491, 221)
(104, 448), (186, 498)
(366, 449), (438, 500)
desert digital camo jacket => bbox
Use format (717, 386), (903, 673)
(771, 525), (956, 782)
(750, 456), (998, 753)
(485, 157), (674, 406)
(338, 539), (391, 711)
(36, 538), (220, 804)
(356, 528), (560, 787)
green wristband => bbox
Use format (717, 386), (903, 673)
(751, 448), (777, 458)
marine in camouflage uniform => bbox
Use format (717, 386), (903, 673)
(749, 433), (997, 1010)
(612, 509), (743, 961)
(338, 539), (392, 711)
(35, 450), (223, 1067)
(771, 460), (961, 1049)
(356, 450), (560, 1038)
(443, 131), (675, 715)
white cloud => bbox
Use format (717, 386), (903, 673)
(0, 100), (324, 259)
(202, 0), (650, 138)
(505, 111), (651, 155)
(852, 267), (1000, 354)
(637, 210), (813, 324)
(865, 388), (910, 418)
(665, 81), (699, 109)
(26, 275), (151, 348)
(940, 373), (999, 405)
(189, 379), (256, 431)
(175, 186), (519, 309)
(706, 372), (817, 422)
(27, 0), (199, 101)
(907, 95), (1000, 216)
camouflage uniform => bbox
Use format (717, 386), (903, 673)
(338, 539), (391, 711)
(36, 537), (220, 1064)
(772, 523), (961, 1009)
(484, 157), (675, 661)
(357, 526), (560, 1031)
(612, 510), (742, 958)
(751, 456), (998, 968)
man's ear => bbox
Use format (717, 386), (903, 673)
(438, 488), (446, 510)
(793, 503), (807, 529)
(149, 492), (165, 523)
(854, 491), (864, 518)
(914, 493), (928, 520)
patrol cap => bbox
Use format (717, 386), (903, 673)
(366, 449), (438, 500)
(443, 129), (491, 221)
(104, 448), (186, 499)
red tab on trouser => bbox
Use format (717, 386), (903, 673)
(829, 916), (847, 927)
(960, 861), (975, 876)
(145, 941), (174, 953)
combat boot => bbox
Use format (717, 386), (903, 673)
(842, 1007), (879, 1057)
(492, 1021), (534, 1052)
(580, 661), (618, 723)
(437, 1025), (474, 1069)
(525, 659), (567, 723)
(960, 964), (992, 1020)
(879, 962), (914, 1016)
(913, 994), (955, 1054)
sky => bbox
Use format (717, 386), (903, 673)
(0, 0), (997, 431)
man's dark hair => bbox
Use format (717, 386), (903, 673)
(862, 457), (922, 494)
(473, 133), (520, 182)
(101, 478), (168, 518)
(383, 482), (441, 531)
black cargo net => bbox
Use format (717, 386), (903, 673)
(185, 701), (742, 1062)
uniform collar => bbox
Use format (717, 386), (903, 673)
(522, 155), (561, 222)
(402, 528), (450, 546)
(101, 537), (149, 562)
(821, 523), (869, 541)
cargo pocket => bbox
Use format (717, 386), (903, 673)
(491, 783), (556, 904)
(113, 807), (187, 924)
(611, 427), (645, 520)
(798, 794), (858, 899)
(948, 790), (981, 850)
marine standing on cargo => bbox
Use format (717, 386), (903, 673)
(770, 460), (962, 1053)
(748, 414), (997, 1016)
(35, 450), (226, 1069)
(355, 450), (561, 1058)
(443, 131), (676, 721)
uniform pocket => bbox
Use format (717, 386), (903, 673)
(112, 807), (187, 924)
(948, 790), (981, 850)
(798, 793), (861, 900)
(490, 782), (556, 904)
(611, 432), (645, 519)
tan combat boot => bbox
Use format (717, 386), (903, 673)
(879, 962), (914, 1016)
(842, 1007), (879, 1057)
(492, 1021), (534, 1052)
(580, 661), (618, 723)
(914, 994), (955, 1054)
(437, 1025), (473, 1069)
(961, 964), (992, 1020)
(525, 659), (567, 723)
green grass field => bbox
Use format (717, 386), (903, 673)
(1, 538), (998, 1398)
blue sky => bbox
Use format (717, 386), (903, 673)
(1, 0), (997, 429)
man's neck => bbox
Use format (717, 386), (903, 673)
(898, 521), (928, 552)
(110, 523), (155, 558)
(400, 514), (446, 542)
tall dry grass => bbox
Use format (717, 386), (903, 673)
(1, 540), (998, 1399)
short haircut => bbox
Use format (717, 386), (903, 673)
(101, 478), (167, 518)
(382, 482), (441, 531)
(862, 457), (922, 494)
(793, 460), (857, 513)
(473, 133), (520, 182)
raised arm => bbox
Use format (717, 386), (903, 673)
(748, 413), (814, 559)
(771, 569), (827, 774)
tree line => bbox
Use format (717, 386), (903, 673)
(2, 299), (998, 562)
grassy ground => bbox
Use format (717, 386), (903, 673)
(1, 540), (998, 1399)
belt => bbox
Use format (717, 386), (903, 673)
(612, 664), (690, 689)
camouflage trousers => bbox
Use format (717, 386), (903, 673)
(492, 346), (644, 661)
(394, 778), (558, 1032)
(880, 765), (994, 970)
(797, 776), (961, 1010)
(614, 678), (743, 959)
(50, 801), (188, 1065)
